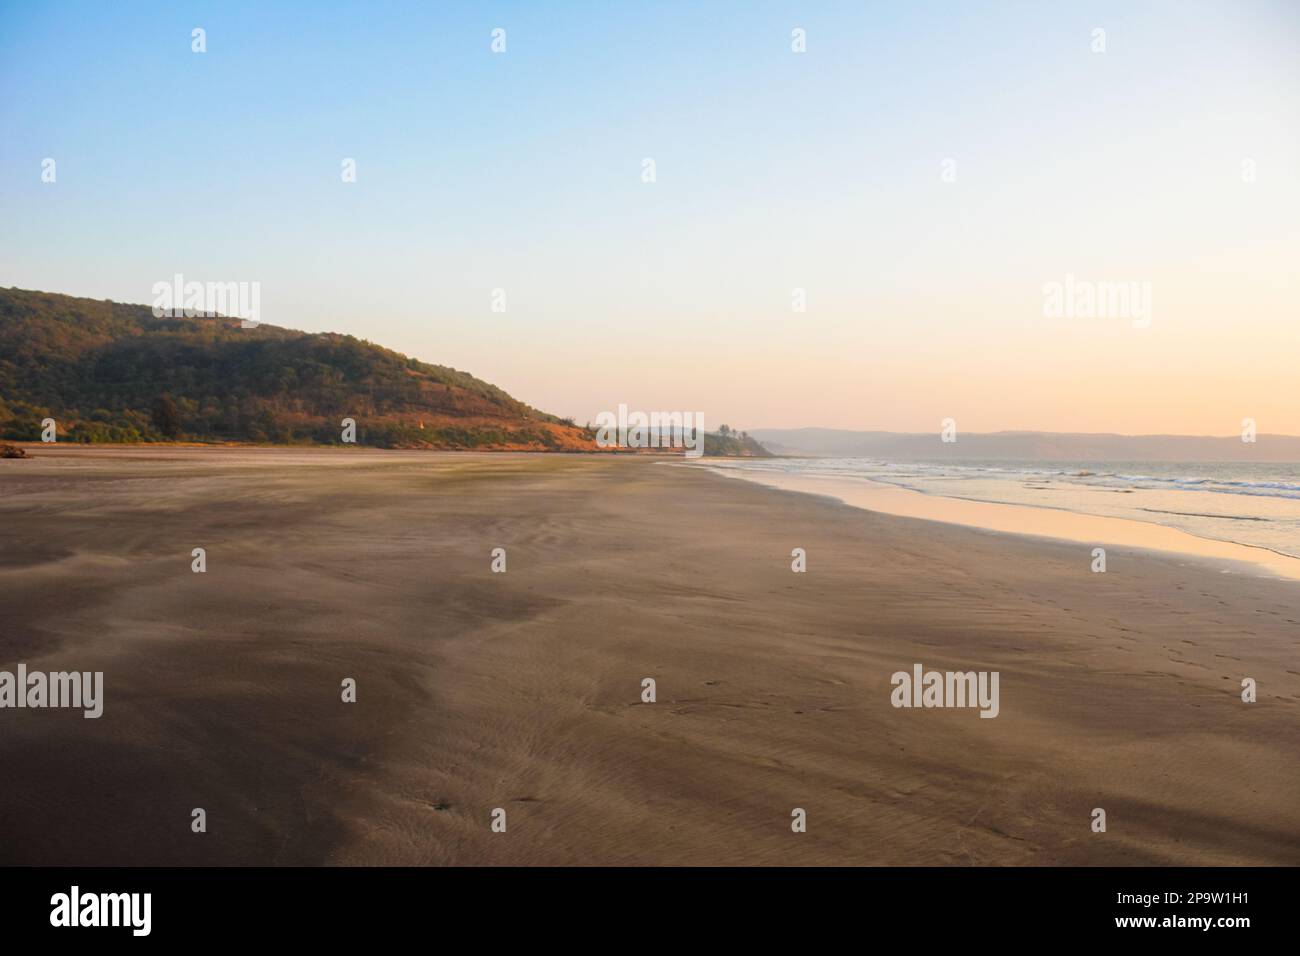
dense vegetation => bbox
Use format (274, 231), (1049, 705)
(0, 288), (595, 450)
(705, 425), (773, 457)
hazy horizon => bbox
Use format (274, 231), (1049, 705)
(3, 1), (1297, 435)
(11, 282), (1300, 443)
(753, 426), (1300, 442)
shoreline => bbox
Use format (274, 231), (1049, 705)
(690, 463), (1300, 583)
(2, 447), (1297, 865)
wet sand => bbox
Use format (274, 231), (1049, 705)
(698, 467), (1300, 581)
(0, 446), (1297, 865)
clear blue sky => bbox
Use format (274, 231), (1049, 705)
(3, 1), (1297, 434)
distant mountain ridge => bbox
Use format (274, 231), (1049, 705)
(751, 427), (1300, 462)
(0, 287), (596, 450)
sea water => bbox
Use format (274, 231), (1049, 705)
(703, 458), (1300, 560)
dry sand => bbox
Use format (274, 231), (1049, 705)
(0, 446), (1297, 865)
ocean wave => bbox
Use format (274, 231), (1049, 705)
(816, 460), (1300, 501)
(702, 457), (1300, 560)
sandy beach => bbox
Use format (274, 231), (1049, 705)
(1, 447), (1297, 865)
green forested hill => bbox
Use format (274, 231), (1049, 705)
(704, 426), (773, 457)
(0, 288), (595, 449)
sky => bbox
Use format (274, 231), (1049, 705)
(2, 0), (1297, 436)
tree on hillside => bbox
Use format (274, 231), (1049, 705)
(151, 394), (181, 438)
